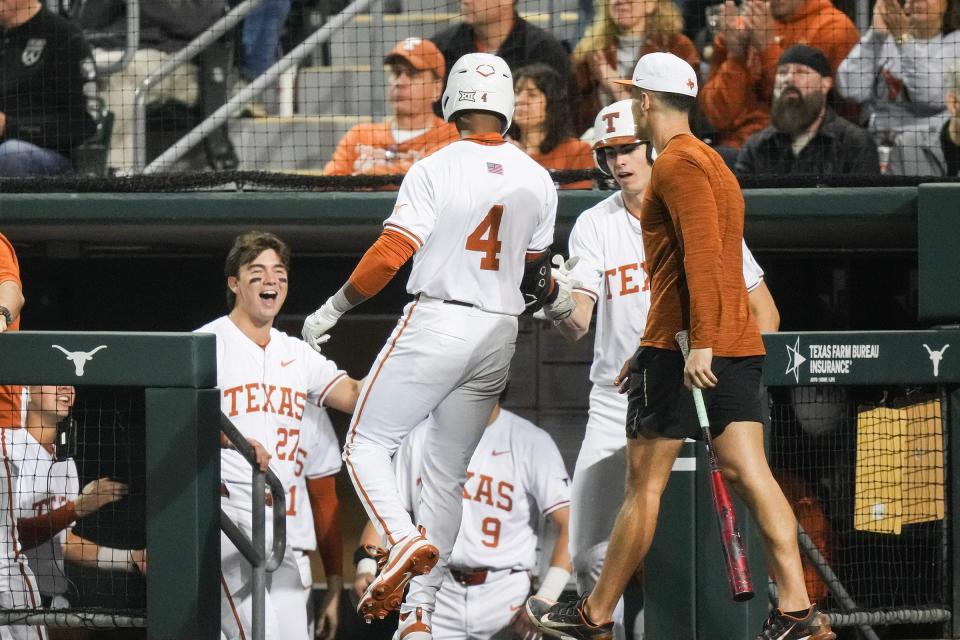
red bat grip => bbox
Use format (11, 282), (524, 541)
(711, 470), (755, 601)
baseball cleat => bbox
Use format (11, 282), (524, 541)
(754, 606), (836, 640)
(391, 606), (432, 640)
(526, 594), (613, 640)
(357, 531), (439, 623)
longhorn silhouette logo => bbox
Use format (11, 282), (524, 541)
(51, 345), (108, 376)
(923, 344), (950, 377)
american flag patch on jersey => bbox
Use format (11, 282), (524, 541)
(487, 162), (503, 175)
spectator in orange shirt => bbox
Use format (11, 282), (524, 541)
(509, 64), (595, 189)
(323, 38), (459, 177)
(700, 0), (859, 154)
(570, 0), (700, 134)
(0, 232), (25, 429)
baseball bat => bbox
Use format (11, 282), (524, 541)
(675, 331), (755, 602)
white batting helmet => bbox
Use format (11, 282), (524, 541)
(591, 99), (643, 176)
(441, 53), (514, 134)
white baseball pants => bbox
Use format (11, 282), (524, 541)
(569, 385), (628, 640)
(344, 296), (517, 613)
(432, 569), (531, 640)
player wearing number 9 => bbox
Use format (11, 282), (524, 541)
(356, 395), (572, 640)
(301, 52), (570, 640)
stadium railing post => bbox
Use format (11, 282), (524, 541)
(145, 387), (221, 640)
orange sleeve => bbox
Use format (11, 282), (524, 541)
(307, 476), (343, 576)
(324, 127), (362, 176)
(652, 151), (723, 347)
(0, 234), (21, 288)
(346, 229), (418, 298)
(700, 48), (770, 148)
(17, 502), (78, 551)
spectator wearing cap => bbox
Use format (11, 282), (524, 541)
(736, 45), (880, 176)
(430, 0), (570, 83)
(700, 0), (859, 151)
(324, 38), (459, 177)
(509, 63), (595, 189)
(836, 0), (960, 148)
(889, 64), (960, 176)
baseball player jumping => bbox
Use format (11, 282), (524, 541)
(535, 101), (780, 639)
(355, 393), (572, 640)
(302, 52), (574, 640)
(197, 231), (361, 640)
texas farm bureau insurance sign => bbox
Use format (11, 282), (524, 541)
(762, 331), (960, 386)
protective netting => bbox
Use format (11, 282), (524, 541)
(0, 386), (146, 630)
(768, 385), (949, 633)
(1, 0), (959, 184)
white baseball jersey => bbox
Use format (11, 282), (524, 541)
(567, 191), (764, 388)
(394, 410), (570, 571)
(286, 401), (341, 552)
(0, 431), (48, 640)
(195, 316), (346, 495)
(383, 138), (557, 315)
(4, 429), (78, 597)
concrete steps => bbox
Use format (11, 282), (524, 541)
(231, 114), (372, 172)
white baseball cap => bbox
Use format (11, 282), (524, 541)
(614, 52), (698, 98)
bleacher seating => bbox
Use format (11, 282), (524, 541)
(231, 2), (580, 173)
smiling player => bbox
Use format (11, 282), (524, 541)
(197, 231), (362, 640)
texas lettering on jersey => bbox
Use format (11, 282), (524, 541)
(603, 261), (649, 300)
(222, 384), (308, 420)
(461, 471), (513, 512)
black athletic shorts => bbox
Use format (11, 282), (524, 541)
(625, 346), (765, 440)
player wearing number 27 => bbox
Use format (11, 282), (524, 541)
(196, 231), (361, 640)
(302, 52), (575, 640)
(527, 53), (834, 640)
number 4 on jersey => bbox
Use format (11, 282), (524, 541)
(466, 205), (504, 271)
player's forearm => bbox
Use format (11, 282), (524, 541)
(16, 503), (78, 550)
(748, 280), (780, 333)
(555, 293), (594, 342)
(63, 530), (141, 572)
(538, 509), (573, 601)
(0, 280), (24, 322)
(547, 508), (573, 571)
(308, 476), (344, 577)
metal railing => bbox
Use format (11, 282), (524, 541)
(132, 0), (267, 172)
(96, 0), (140, 77)
(144, 0), (379, 174)
(219, 413), (286, 640)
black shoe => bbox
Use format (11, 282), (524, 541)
(755, 606), (836, 640)
(526, 594), (613, 640)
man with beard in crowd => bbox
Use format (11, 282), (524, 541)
(735, 45), (879, 176)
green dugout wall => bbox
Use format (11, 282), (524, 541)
(0, 331), (220, 640)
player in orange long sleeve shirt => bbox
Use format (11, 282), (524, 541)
(700, 0), (859, 149)
(527, 53), (834, 640)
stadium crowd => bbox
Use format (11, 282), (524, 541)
(0, 0), (958, 178)
(0, 0), (956, 638)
